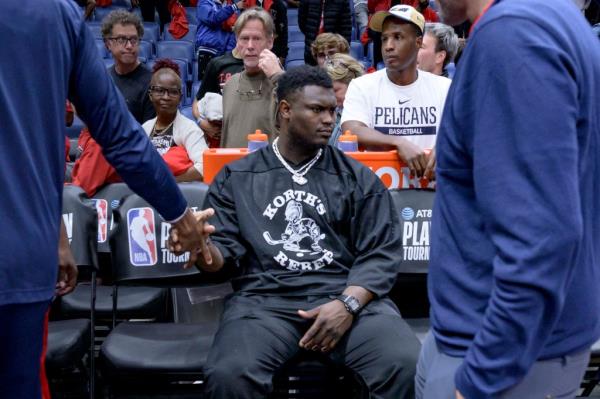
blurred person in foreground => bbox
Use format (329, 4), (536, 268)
(417, 0), (600, 398)
(0, 2), (208, 398)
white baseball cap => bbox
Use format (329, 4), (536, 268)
(369, 4), (425, 34)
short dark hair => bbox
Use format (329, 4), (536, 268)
(277, 66), (333, 103)
(101, 9), (144, 39)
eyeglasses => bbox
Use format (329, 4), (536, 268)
(107, 36), (139, 46)
(236, 80), (263, 99)
(149, 86), (181, 97)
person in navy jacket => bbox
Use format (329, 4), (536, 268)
(417, 0), (600, 398)
(0, 1), (209, 397)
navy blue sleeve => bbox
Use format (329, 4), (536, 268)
(68, 20), (187, 221)
(454, 18), (583, 398)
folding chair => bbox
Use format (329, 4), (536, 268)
(99, 183), (228, 396)
(580, 340), (600, 396)
(60, 184), (170, 340)
(47, 185), (99, 399)
(388, 188), (435, 343)
(288, 42), (305, 62)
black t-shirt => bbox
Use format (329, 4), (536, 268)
(109, 63), (156, 124)
(195, 52), (244, 100)
(205, 145), (401, 298)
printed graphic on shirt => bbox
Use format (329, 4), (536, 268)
(374, 104), (438, 136)
(127, 207), (158, 266)
(262, 190), (334, 271)
(400, 206), (432, 261)
(93, 199), (108, 243)
(151, 134), (175, 156)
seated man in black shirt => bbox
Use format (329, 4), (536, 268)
(186, 65), (420, 399)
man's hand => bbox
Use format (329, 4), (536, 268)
(131, 0), (140, 6)
(168, 208), (216, 269)
(298, 300), (353, 353)
(235, 0), (247, 9)
(456, 390), (465, 399)
(424, 148), (436, 181)
(395, 138), (428, 178)
(259, 49), (284, 78)
(57, 220), (77, 296)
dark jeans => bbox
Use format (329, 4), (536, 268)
(203, 294), (421, 399)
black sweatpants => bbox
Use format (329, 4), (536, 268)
(203, 294), (421, 399)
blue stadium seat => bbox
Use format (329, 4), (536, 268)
(139, 40), (154, 59)
(66, 115), (85, 139)
(94, 6), (121, 22)
(287, 42), (305, 62)
(163, 23), (198, 43)
(180, 105), (194, 121)
(86, 22), (103, 39)
(350, 41), (363, 61)
(191, 81), (201, 101)
(156, 41), (195, 68)
(288, 26), (304, 43)
(142, 22), (160, 44)
(285, 59), (305, 69)
(376, 61), (385, 70)
(184, 7), (198, 25)
(288, 8), (298, 22)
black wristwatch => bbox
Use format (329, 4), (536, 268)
(337, 294), (362, 316)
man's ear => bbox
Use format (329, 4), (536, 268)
(435, 49), (447, 66)
(278, 99), (291, 119)
(416, 35), (423, 51)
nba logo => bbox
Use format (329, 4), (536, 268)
(93, 199), (108, 243)
(127, 207), (158, 266)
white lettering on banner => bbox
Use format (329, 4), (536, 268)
(402, 221), (431, 246)
(62, 213), (73, 244)
(158, 222), (191, 264)
(402, 246), (430, 261)
(161, 249), (190, 263)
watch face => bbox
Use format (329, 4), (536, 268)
(347, 296), (360, 312)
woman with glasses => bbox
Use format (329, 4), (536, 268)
(323, 53), (364, 145)
(142, 59), (208, 182)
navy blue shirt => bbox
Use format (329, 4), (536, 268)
(0, 0), (187, 305)
(430, 0), (600, 397)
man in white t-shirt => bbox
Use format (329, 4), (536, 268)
(341, 5), (451, 179)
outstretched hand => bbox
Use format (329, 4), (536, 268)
(298, 300), (353, 353)
(57, 220), (77, 296)
(168, 208), (216, 269)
